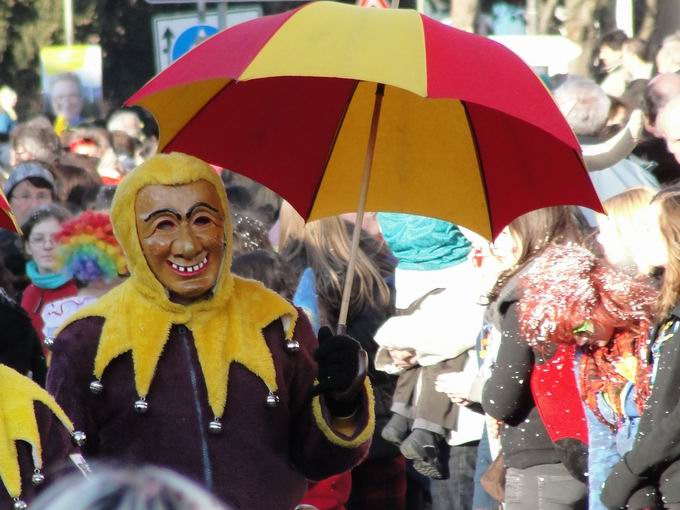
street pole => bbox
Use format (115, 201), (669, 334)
(217, 0), (228, 29)
(197, 0), (206, 23)
(63, 0), (74, 45)
(526, 0), (538, 35)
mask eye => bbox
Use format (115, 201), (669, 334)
(156, 220), (175, 231)
(193, 215), (212, 226)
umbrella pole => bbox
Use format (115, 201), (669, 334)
(337, 83), (385, 334)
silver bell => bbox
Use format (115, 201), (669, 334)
(32, 469), (45, 486)
(265, 392), (280, 408)
(208, 419), (222, 434)
(13, 499), (27, 510)
(44, 336), (55, 349)
(72, 430), (87, 447)
(89, 380), (104, 394)
(286, 340), (300, 353)
(134, 398), (148, 414)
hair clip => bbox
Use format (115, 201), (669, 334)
(572, 319), (594, 335)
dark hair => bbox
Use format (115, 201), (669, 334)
(8, 176), (56, 202)
(21, 203), (71, 240)
(0, 257), (19, 300)
(52, 164), (101, 202)
(226, 186), (253, 211)
(619, 79), (648, 112)
(67, 184), (101, 212)
(600, 30), (629, 51)
(232, 250), (295, 300)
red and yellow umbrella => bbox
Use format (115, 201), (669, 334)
(127, 1), (601, 241)
(0, 189), (20, 234)
(128, 1), (602, 327)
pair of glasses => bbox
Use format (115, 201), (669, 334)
(29, 235), (57, 246)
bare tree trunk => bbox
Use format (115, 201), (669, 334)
(538, 0), (561, 33)
(563, 0), (603, 75)
(527, 0), (539, 34)
(450, 0), (479, 32)
(637, 0), (657, 40)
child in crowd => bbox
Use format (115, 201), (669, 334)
(20, 204), (76, 352)
(374, 213), (485, 491)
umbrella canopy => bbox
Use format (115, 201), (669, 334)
(127, 1), (601, 241)
(0, 189), (20, 234)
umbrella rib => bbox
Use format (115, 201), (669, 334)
(162, 79), (238, 153)
(304, 79), (361, 220)
(461, 101), (494, 239)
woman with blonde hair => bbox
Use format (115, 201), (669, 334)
(301, 216), (392, 326)
(595, 186), (659, 275)
(279, 211), (404, 509)
(602, 185), (680, 509)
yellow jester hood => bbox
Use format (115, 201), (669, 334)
(59, 152), (298, 420)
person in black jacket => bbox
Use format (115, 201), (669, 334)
(0, 260), (46, 385)
(602, 185), (680, 510)
(482, 206), (588, 510)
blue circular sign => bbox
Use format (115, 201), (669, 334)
(172, 25), (219, 61)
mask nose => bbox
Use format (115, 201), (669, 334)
(171, 224), (200, 260)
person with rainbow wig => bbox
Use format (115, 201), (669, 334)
(41, 211), (127, 344)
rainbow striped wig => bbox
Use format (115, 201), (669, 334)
(56, 211), (127, 285)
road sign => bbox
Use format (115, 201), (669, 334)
(152, 8), (261, 72)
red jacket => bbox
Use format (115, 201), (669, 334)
(21, 280), (78, 352)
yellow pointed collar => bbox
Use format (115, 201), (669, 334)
(0, 364), (74, 498)
(59, 153), (298, 419)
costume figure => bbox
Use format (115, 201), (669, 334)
(48, 153), (374, 509)
(517, 244), (657, 510)
(0, 363), (81, 509)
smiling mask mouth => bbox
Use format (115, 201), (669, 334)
(166, 255), (209, 276)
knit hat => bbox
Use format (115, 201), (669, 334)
(3, 161), (55, 198)
(377, 212), (471, 270)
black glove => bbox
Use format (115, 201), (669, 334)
(310, 326), (368, 416)
(601, 456), (646, 510)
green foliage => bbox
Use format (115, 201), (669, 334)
(0, 0), (157, 119)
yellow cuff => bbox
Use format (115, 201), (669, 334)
(311, 379), (375, 448)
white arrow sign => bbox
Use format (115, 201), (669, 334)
(152, 8), (261, 72)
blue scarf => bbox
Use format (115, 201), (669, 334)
(377, 213), (471, 271)
(25, 261), (72, 290)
